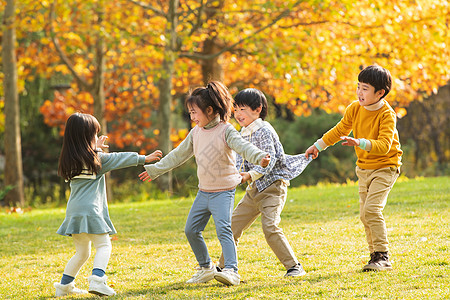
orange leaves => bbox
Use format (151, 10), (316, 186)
(170, 129), (189, 148)
(13, 0), (448, 158)
(40, 90), (94, 134)
(395, 107), (407, 119)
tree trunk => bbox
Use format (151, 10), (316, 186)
(2, 0), (25, 207)
(92, 4), (113, 201)
(157, 58), (174, 193)
(201, 1), (225, 84)
(201, 38), (224, 84)
(156, 0), (179, 193)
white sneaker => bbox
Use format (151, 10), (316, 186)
(214, 268), (240, 286)
(186, 264), (216, 284)
(54, 282), (88, 297)
(88, 275), (116, 296)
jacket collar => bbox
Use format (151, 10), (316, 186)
(241, 118), (264, 136)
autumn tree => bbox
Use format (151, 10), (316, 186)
(34, 0), (449, 192)
(2, 0), (25, 207)
(43, 0), (164, 195)
(126, 0), (305, 190)
(250, 0), (450, 116)
(47, 0), (118, 198)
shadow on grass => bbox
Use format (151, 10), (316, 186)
(31, 269), (398, 300)
(118, 270), (361, 298)
(120, 280), (293, 297)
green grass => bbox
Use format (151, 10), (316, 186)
(0, 176), (449, 299)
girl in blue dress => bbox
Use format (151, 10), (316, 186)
(54, 113), (162, 297)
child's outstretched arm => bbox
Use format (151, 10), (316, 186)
(139, 130), (194, 182)
(139, 151), (162, 182)
(225, 126), (269, 167)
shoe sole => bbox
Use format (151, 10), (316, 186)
(186, 273), (215, 284)
(214, 274), (239, 286)
(284, 270), (307, 277)
(89, 290), (116, 296)
(186, 278), (214, 284)
(362, 266), (393, 272)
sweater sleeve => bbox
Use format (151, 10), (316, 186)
(225, 126), (267, 166)
(367, 110), (397, 155)
(248, 128), (278, 175)
(99, 152), (146, 175)
(144, 130), (194, 180)
(322, 103), (354, 147)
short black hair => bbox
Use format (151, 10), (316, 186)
(358, 65), (392, 99)
(234, 88), (268, 120)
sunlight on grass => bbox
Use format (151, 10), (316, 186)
(0, 177), (448, 299)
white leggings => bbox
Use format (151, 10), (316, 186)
(63, 233), (112, 277)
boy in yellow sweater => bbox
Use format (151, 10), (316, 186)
(305, 65), (402, 271)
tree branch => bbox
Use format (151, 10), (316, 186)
(278, 20), (330, 28)
(187, 0), (205, 36)
(48, 0), (89, 89)
(179, 0), (303, 60)
(127, 0), (166, 17)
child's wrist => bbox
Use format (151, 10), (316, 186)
(313, 142), (323, 152)
(359, 138), (367, 150)
(314, 139), (327, 152)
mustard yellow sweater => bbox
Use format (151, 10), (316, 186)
(321, 100), (402, 169)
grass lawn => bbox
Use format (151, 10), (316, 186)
(0, 176), (449, 299)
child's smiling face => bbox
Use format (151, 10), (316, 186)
(188, 104), (214, 128)
(357, 82), (386, 106)
(234, 105), (261, 127)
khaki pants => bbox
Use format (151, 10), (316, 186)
(356, 166), (400, 253)
(219, 180), (298, 270)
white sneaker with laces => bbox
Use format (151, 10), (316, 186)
(54, 282), (88, 297)
(88, 275), (116, 296)
(214, 268), (240, 286)
(186, 264), (216, 284)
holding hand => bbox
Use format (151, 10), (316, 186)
(240, 172), (251, 184)
(340, 136), (359, 147)
(145, 150), (163, 163)
(260, 154), (271, 167)
(305, 145), (319, 159)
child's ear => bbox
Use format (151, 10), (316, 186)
(255, 106), (262, 114)
(376, 89), (386, 99)
(206, 106), (214, 115)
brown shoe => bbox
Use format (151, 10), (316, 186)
(363, 252), (392, 271)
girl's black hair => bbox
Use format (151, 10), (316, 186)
(234, 88), (268, 120)
(58, 113), (102, 181)
(185, 81), (233, 122)
(358, 65), (392, 99)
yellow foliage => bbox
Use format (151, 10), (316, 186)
(10, 0), (448, 150)
(395, 107), (407, 119)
